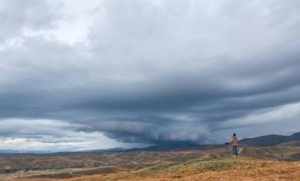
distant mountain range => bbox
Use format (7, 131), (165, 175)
(0, 132), (299, 154)
(240, 132), (300, 147)
(126, 132), (300, 152)
(136, 132), (300, 151)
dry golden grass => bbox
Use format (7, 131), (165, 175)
(13, 157), (300, 181)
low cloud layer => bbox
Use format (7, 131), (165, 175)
(0, 0), (300, 151)
(0, 118), (139, 152)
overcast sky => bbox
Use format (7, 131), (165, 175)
(0, 0), (300, 152)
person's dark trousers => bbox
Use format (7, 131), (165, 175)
(232, 146), (238, 156)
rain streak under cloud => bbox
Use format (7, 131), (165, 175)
(0, 0), (300, 152)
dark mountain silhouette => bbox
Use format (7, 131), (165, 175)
(240, 132), (300, 147)
(139, 132), (300, 151)
(142, 132), (300, 150)
(289, 132), (300, 140)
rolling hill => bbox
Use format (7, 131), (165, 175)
(240, 132), (300, 147)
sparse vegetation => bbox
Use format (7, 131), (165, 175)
(1, 145), (300, 181)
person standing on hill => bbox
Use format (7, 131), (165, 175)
(229, 133), (240, 157)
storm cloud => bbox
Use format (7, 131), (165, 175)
(0, 0), (300, 151)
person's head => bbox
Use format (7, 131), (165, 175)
(233, 133), (236, 137)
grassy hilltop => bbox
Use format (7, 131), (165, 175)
(2, 145), (300, 181)
(12, 156), (300, 181)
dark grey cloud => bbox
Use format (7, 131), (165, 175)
(0, 0), (300, 151)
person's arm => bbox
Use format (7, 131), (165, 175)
(229, 137), (233, 145)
